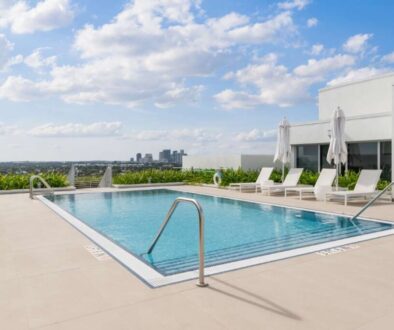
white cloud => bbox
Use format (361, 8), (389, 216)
(293, 54), (355, 76)
(0, 75), (45, 101)
(130, 128), (221, 142)
(0, 122), (20, 135)
(0, 33), (13, 69)
(327, 67), (388, 87)
(154, 85), (204, 108)
(278, 0), (310, 10)
(309, 43), (324, 55)
(28, 122), (122, 137)
(0, 0), (298, 108)
(133, 130), (168, 141)
(24, 49), (56, 69)
(307, 17), (318, 28)
(343, 33), (373, 53)
(235, 128), (276, 142)
(226, 11), (296, 44)
(215, 53), (355, 109)
(381, 51), (394, 63)
(0, 0), (75, 34)
(171, 129), (222, 142)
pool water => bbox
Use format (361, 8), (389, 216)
(46, 189), (393, 275)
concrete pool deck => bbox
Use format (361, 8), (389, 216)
(1, 185), (394, 329)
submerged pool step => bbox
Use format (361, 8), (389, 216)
(151, 222), (378, 268)
(151, 225), (386, 275)
(156, 227), (384, 275)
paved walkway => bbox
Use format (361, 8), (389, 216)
(1, 186), (394, 329)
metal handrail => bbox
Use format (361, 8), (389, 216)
(146, 197), (208, 287)
(351, 182), (394, 221)
(29, 175), (54, 199)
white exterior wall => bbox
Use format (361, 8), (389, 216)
(319, 73), (394, 120)
(182, 155), (241, 169)
(290, 112), (392, 145)
(241, 155), (275, 170)
(182, 154), (274, 170)
(289, 73), (394, 186)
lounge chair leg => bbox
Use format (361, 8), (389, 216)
(345, 196), (347, 206)
(299, 191), (302, 200)
(285, 190), (287, 198)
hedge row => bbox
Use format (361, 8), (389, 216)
(0, 173), (68, 190)
(113, 168), (390, 190)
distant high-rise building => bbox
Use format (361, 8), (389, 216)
(179, 150), (187, 165)
(143, 153), (153, 163)
(172, 150), (179, 163)
(130, 157), (134, 162)
(164, 149), (172, 162)
(136, 153), (142, 163)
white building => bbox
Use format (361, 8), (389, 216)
(182, 154), (274, 171)
(289, 72), (394, 181)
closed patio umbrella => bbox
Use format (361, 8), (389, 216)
(274, 118), (291, 182)
(326, 106), (347, 190)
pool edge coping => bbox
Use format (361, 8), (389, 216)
(37, 188), (394, 288)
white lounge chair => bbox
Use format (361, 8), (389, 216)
(284, 168), (337, 200)
(229, 167), (274, 192)
(259, 168), (308, 195)
(326, 169), (382, 206)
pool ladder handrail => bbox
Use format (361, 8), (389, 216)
(29, 175), (54, 199)
(146, 197), (208, 287)
(350, 181), (394, 221)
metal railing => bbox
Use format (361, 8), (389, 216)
(351, 182), (394, 221)
(146, 197), (208, 287)
(29, 175), (54, 199)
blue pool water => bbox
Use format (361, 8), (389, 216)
(46, 189), (393, 275)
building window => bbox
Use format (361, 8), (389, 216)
(296, 145), (318, 171)
(320, 144), (335, 170)
(380, 141), (391, 180)
(347, 142), (378, 172)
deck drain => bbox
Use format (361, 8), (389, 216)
(316, 244), (359, 256)
(85, 245), (111, 261)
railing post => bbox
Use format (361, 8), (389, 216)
(351, 182), (394, 220)
(196, 203), (207, 287)
(146, 197), (208, 287)
(29, 175), (54, 199)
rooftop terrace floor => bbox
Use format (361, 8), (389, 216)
(1, 185), (394, 329)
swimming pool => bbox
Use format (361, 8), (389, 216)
(41, 188), (394, 286)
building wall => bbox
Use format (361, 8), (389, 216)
(290, 112), (392, 145)
(241, 155), (275, 170)
(319, 73), (394, 120)
(182, 154), (274, 170)
(182, 155), (241, 170)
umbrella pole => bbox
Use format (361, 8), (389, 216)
(282, 163), (285, 183)
(336, 164), (339, 191)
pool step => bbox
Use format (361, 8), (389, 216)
(151, 222), (378, 267)
(149, 224), (387, 275)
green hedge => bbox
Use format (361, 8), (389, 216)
(0, 173), (69, 190)
(113, 168), (390, 190)
(2, 169), (387, 191)
(113, 169), (215, 185)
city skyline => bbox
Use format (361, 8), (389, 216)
(0, 0), (394, 161)
(133, 149), (187, 164)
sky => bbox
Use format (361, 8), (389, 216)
(0, 0), (393, 161)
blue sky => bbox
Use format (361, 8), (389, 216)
(0, 0), (393, 161)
